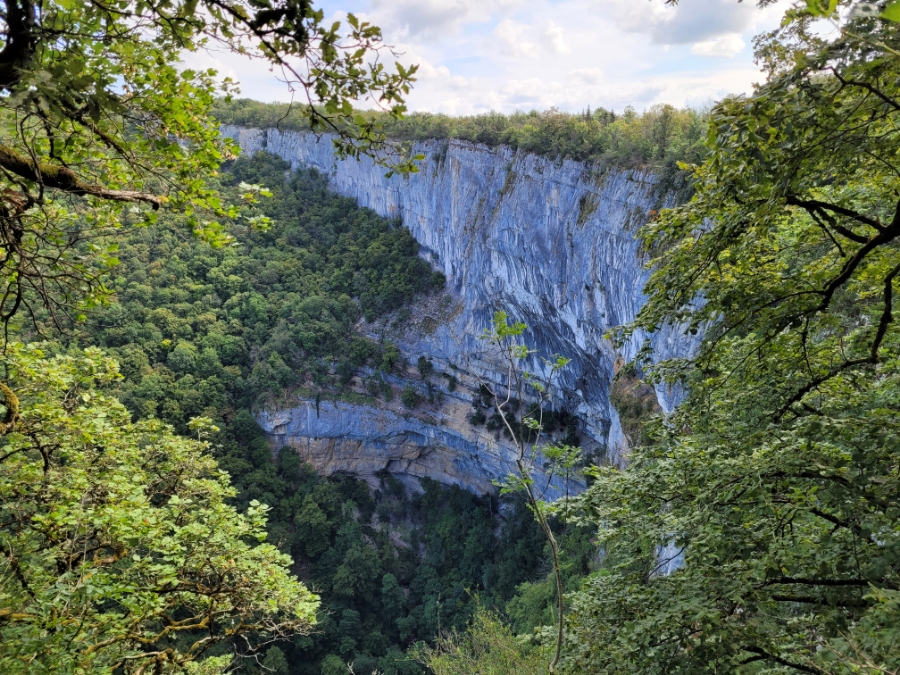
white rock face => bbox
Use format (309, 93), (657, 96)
(258, 393), (557, 497)
(222, 126), (694, 496)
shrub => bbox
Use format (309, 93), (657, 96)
(401, 385), (420, 408)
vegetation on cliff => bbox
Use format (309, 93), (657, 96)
(212, 99), (707, 199)
(563, 3), (900, 673)
(221, 459), (593, 675)
(0, 0), (421, 671)
(0, 0), (418, 339)
(3, 0), (900, 673)
(212, 98), (706, 167)
(64, 151), (443, 436)
(8, 146), (578, 673)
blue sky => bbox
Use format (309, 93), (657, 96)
(191, 0), (793, 115)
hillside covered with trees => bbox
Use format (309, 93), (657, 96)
(1, 0), (900, 674)
(211, 99), (708, 170)
(57, 150), (593, 673)
(68, 152), (444, 435)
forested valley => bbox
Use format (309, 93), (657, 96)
(47, 150), (596, 674)
(1, 1), (900, 674)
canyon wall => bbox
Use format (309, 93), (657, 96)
(222, 126), (693, 499)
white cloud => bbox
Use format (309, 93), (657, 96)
(184, 0), (793, 115)
(569, 67), (604, 86)
(691, 33), (746, 57)
(607, 0), (756, 45)
(368, 0), (520, 37)
(494, 19), (538, 57)
(493, 18), (571, 58)
(542, 21), (570, 54)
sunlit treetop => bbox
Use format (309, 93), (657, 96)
(0, 0), (417, 332)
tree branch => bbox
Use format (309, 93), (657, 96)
(762, 577), (872, 588)
(741, 646), (829, 674)
(830, 67), (900, 113)
(871, 261), (900, 362)
(785, 196), (884, 238)
(0, 144), (163, 208)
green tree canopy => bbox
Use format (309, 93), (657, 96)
(0, 343), (319, 673)
(414, 607), (548, 675)
(569, 3), (900, 674)
(0, 0), (416, 331)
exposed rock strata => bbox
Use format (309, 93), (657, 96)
(222, 126), (693, 496)
(259, 389), (574, 498)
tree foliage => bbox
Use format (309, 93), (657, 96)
(568, 4), (900, 673)
(0, 343), (318, 673)
(414, 607), (549, 675)
(475, 311), (587, 673)
(62, 151), (443, 436)
(41, 149), (577, 673)
(212, 99), (708, 183)
(0, 0), (416, 333)
(223, 458), (578, 675)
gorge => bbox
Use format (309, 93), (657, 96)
(221, 126), (693, 498)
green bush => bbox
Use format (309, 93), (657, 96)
(416, 355), (433, 380)
(413, 607), (549, 675)
(401, 385), (420, 408)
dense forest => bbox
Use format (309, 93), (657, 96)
(68, 152), (444, 435)
(211, 99), (707, 199)
(2, 1), (900, 674)
(211, 99), (708, 169)
(58, 150), (594, 673)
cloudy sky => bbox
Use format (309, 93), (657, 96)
(194, 0), (794, 115)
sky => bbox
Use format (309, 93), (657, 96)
(190, 0), (795, 115)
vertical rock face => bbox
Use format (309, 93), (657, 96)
(222, 126), (694, 496)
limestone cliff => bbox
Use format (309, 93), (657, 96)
(221, 126), (694, 498)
